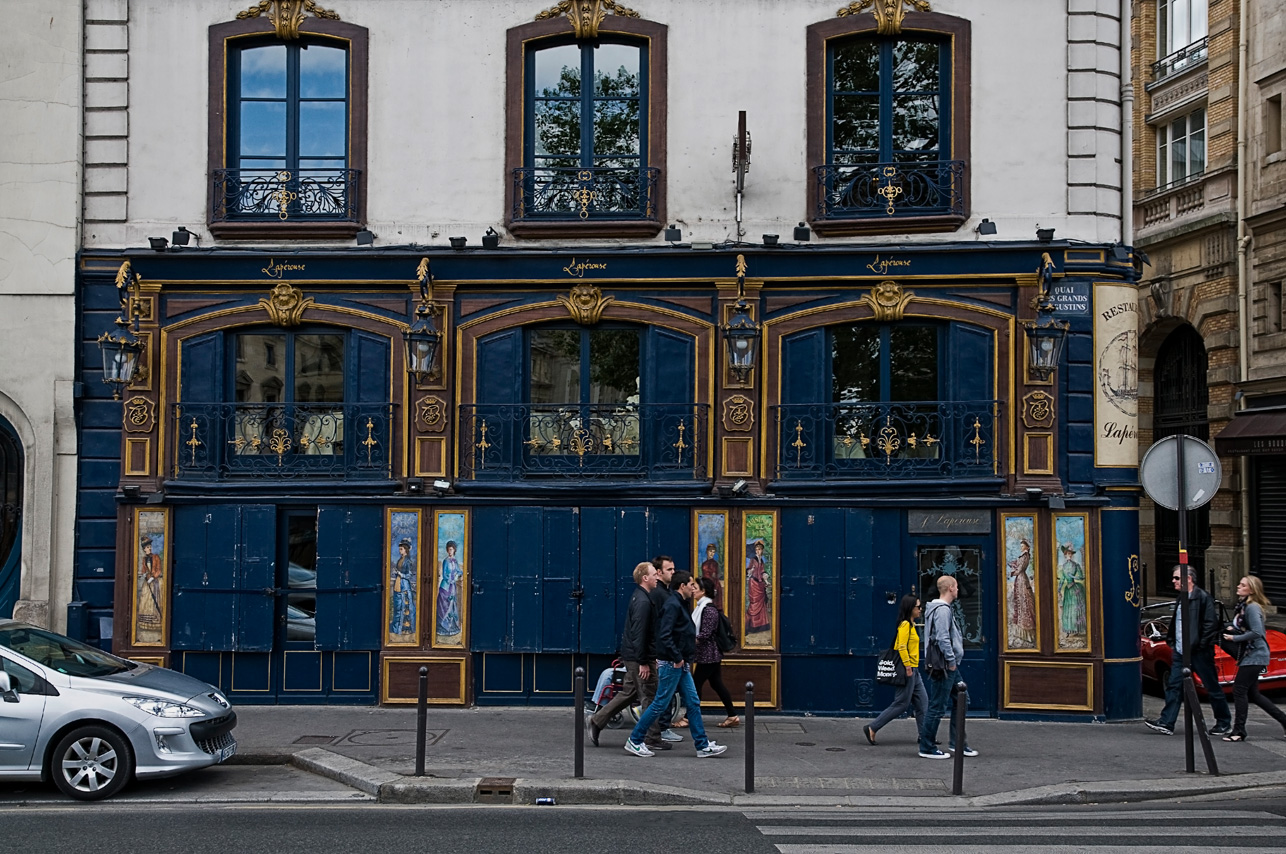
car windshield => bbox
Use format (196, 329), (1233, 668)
(0, 624), (135, 677)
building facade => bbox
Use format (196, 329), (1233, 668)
(67, 0), (1143, 716)
(1132, 0), (1286, 605)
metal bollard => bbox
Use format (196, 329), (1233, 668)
(951, 680), (967, 796)
(1181, 669), (1219, 776)
(415, 666), (428, 777)
(574, 666), (585, 779)
(745, 682), (755, 794)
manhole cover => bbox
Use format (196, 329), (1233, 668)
(293, 735), (337, 745)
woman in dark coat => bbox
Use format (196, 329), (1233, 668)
(692, 576), (739, 727)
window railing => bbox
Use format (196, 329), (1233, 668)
(211, 169), (361, 223)
(172, 402), (394, 481)
(814, 160), (965, 221)
(458, 403), (707, 482)
(511, 166), (660, 222)
(1152, 37), (1208, 81)
(771, 400), (1001, 481)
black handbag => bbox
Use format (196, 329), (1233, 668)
(1220, 623), (1245, 661)
(876, 646), (907, 686)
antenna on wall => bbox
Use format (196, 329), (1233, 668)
(732, 110), (751, 240)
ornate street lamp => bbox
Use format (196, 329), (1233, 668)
(406, 258), (443, 383)
(1023, 252), (1070, 382)
(722, 254), (761, 384)
(98, 262), (145, 400)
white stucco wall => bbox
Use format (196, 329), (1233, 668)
(0, 0), (82, 626)
(92, 0), (1125, 249)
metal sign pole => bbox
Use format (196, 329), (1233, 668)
(1176, 435), (1194, 773)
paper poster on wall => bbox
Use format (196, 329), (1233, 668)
(1094, 283), (1139, 467)
(694, 510), (728, 612)
(132, 508), (169, 647)
(432, 510), (469, 649)
(742, 510), (777, 649)
(1001, 513), (1039, 653)
(384, 508), (422, 648)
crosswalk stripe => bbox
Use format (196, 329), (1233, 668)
(757, 825), (1281, 838)
(742, 808), (1281, 821)
(772, 847), (1278, 854)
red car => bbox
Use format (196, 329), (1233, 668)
(1140, 601), (1286, 695)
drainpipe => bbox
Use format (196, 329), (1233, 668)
(1236, 0), (1251, 578)
(1121, 0), (1133, 241)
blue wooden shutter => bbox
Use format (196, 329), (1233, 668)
(578, 507), (620, 654)
(779, 508), (846, 654)
(780, 329), (827, 475)
(234, 505), (276, 652)
(508, 507), (544, 652)
(645, 328), (696, 474)
(470, 507), (510, 651)
(171, 505), (236, 651)
(541, 508), (579, 653)
(349, 331), (391, 475)
(948, 323), (994, 465)
(180, 332), (224, 403)
(315, 505), (383, 650)
(474, 329), (523, 477)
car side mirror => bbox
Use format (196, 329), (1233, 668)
(0, 671), (16, 702)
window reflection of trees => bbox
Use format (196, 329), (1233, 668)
(918, 546), (983, 648)
(528, 327), (640, 457)
(230, 331), (346, 456)
(831, 324), (941, 460)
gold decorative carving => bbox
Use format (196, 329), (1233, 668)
(418, 396), (447, 433)
(535, 0), (640, 39)
(259, 283), (314, 327)
(1125, 554), (1141, 607)
(860, 280), (914, 321)
(1022, 390), (1056, 429)
(123, 397), (156, 434)
(237, 0), (340, 40)
(558, 284), (614, 325)
(723, 394), (754, 432)
(837, 0), (931, 35)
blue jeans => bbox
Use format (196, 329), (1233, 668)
(1158, 647), (1231, 729)
(629, 661), (710, 750)
(919, 667), (967, 753)
(869, 668), (928, 734)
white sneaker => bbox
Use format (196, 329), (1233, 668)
(661, 729), (684, 742)
(624, 740), (654, 758)
(696, 741), (728, 758)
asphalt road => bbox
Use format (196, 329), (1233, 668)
(5, 799), (1286, 854)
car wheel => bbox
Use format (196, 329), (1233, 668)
(50, 725), (133, 801)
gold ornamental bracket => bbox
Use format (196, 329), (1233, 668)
(861, 280), (914, 321)
(558, 283), (614, 325)
(536, 0), (641, 39)
(837, 0), (931, 35)
(259, 282), (314, 327)
(238, 0), (340, 40)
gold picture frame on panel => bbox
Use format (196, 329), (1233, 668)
(384, 508), (422, 648)
(131, 507), (170, 647)
(741, 509), (778, 650)
(693, 509), (729, 612)
(431, 509), (470, 649)
(1000, 512), (1040, 653)
(1053, 512), (1091, 653)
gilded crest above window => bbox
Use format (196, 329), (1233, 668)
(237, 0), (340, 40)
(536, 0), (641, 39)
(837, 0), (931, 36)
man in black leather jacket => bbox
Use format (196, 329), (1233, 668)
(1146, 565), (1232, 735)
(587, 561), (659, 747)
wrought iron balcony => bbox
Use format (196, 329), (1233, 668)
(211, 169), (360, 223)
(458, 403), (707, 482)
(172, 402), (394, 481)
(771, 400), (1001, 481)
(814, 160), (965, 221)
(1152, 37), (1207, 82)
(512, 166), (660, 222)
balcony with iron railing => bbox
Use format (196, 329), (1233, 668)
(171, 402), (395, 482)
(813, 160), (966, 227)
(1151, 37), (1208, 83)
(771, 401), (1001, 483)
(211, 169), (361, 224)
(511, 166), (660, 224)
(458, 403), (707, 483)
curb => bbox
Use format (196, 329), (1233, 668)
(284, 748), (1286, 807)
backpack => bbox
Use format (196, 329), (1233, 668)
(715, 609), (737, 653)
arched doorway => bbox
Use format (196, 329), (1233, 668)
(0, 418), (22, 618)
(1152, 326), (1211, 591)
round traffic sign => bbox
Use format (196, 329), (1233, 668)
(1139, 435), (1221, 511)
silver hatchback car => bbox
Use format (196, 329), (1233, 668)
(0, 619), (236, 800)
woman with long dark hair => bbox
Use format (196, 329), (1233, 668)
(692, 576), (740, 728)
(864, 594), (928, 746)
(1221, 575), (1286, 742)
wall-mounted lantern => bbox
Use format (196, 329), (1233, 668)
(98, 262), (145, 400)
(406, 258), (443, 383)
(1023, 252), (1070, 382)
(722, 254), (761, 384)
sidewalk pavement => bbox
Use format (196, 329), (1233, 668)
(229, 694), (1286, 807)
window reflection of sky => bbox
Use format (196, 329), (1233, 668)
(237, 44), (346, 166)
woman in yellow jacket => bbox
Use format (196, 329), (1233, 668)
(864, 595), (929, 745)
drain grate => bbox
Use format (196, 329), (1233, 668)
(475, 776), (516, 804)
(293, 735), (338, 745)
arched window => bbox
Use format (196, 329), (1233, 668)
(0, 419), (22, 619)
(1153, 325), (1211, 587)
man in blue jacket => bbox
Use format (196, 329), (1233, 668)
(587, 561), (658, 747)
(918, 574), (978, 760)
(625, 571), (729, 758)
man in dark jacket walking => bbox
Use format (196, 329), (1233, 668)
(625, 571), (728, 758)
(587, 561), (659, 746)
(1146, 565), (1232, 735)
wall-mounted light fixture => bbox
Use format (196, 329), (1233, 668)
(405, 258), (443, 383)
(1036, 227), (1055, 243)
(721, 254), (761, 384)
(355, 229), (376, 246)
(793, 222), (811, 242)
(171, 226), (200, 247)
(98, 262), (146, 400)
(663, 224), (682, 242)
(1022, 252), (1070, 382)
(730, 479), (749, 495)
(448, 236), (467, 250)
(481, 227), (501, 249)
(432, 478), (452, 496)
(976, 218), (997, 235)
(147, 237), (168, 251)
(406, 477), (424, 494)
(762, 234), (779, 246)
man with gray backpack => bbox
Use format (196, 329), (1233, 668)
(918, 575), (979, 760)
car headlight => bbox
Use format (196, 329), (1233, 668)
(123, 696), (206, 718)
